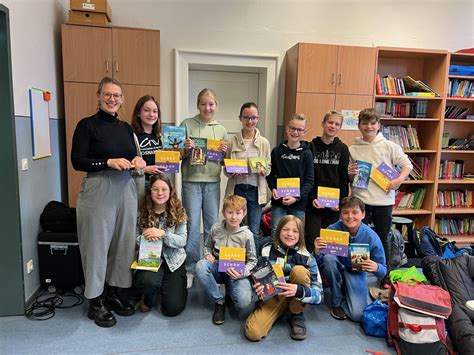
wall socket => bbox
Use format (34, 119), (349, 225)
(26, 260), (34, 274)
(21, 158), (29, 171)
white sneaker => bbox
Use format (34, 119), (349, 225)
(186, 273), (194, 289)
(466, 300), (474, 311)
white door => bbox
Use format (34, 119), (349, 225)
(188, 69), (260, 214)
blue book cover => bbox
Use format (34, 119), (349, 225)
(353, 160), (372, 189)
(163, 126), (185, 150)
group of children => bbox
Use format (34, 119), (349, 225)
(125, 86), (413, 341)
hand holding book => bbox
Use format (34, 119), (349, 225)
(142, 227), (165, 241)
(276, 282), (298, 298)
(226, 267), (243, 280)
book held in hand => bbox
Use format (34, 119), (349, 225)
(349, 243), (370, 271)
(353, 160), (372, 189)
(248, 157), (269, 174)
(317, 186), (340, 208)
(190, 137), (207, 165)
(224, 158), (249, 174)
(155, 150), (181, 173)
(218, 247), (246, 274)
(163, 126), (185, 150)
(250, 259), (285, 301)
(276, 177), (300, 198)
(319, 229), (349, 257)
(131, 236), (163, 272)
(207, 139), (224, 161)
(370, 162), (400, 192)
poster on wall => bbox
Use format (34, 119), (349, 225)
(29, 87), (52, 160)
(341, 110), (360, 131)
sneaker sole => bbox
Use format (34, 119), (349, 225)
(330, 309), (347, 320)
(212, 319), (225, 325)
(290, 333), (307, 341)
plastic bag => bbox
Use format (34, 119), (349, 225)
(361, 300), (388, 338)
(389, 266), (426, 284)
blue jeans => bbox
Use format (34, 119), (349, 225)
(234, 184), (261, 239)
(318, 254), (369, 322)
(195, 260), (253, 311)
(271, 205), (305, 237)
(182, 182), (220, 273)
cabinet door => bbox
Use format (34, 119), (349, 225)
(112, 28), (160, 86)
(334, 94), (374, 146)
(336, 46), (376, 95)
(62, 24), (112, 83)
(121, 85), (161, 125)
(294, 93), (335, 140)
(64, 82), (100, 206)
(297, 43), (338, 93)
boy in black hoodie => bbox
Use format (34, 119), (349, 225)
(266, 113), (314, 237)
(305, 111), (350, 252)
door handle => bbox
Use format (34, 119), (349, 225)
(115, 61), (119, 73)
(331, 73), (335, 84)
(106, 61), (109, 72)
(338, 73), (342, 85)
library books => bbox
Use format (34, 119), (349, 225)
(394, 187), (426, 210)
(224, 158), (249, 174)
(155, 150), (180, 173)
(439, 160), (464, 179)
(218, 247), (246, 274)
(447, 79), (474, 98)
(352, 160), (372, 189)
(437, 189), (473, 209)
(376, 100), (428, 118)
(349, 243), (370, 271)
(317, 186), (340, 208)
(407, 156), (430, 180)
(435, 217), (474, 236)
(131, 236), (163, 272)
(248, 157), (269, 174)
(446, 136), (474, 151)
(370, 162), (400, 192)
(276, 177), (300, 197)
(402, 76), (439, 96)
(445, 105), (470, 119)
(319, 229), (350, 257)
(190, 137), (207, 165)
(250, 259), (285, 301)
(162, 126), (185, 150)
(380, 125), (420, 150)
(207, 139), (224, 162)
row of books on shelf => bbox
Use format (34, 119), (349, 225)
(439, 160), (465, 179)
(381, 125), (420, 150)
(394, 187), (426, 210)
(445, 105), (472, 119)
(436, 189), (473, 208)
(441, 133), (474, 150)
(434, 217), (474, 237)
(376, 75), (439, 97)
(375, 100), (428, 118)
(447, 79), (474, 98)
(407, 156), (430, 180)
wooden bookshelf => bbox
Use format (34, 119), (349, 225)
(435, 208), (474, 214)
(449, 235), (474, 246)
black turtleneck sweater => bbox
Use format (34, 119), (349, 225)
(71, 110), (137, 172)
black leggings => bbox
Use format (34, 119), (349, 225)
(363, 204), (392, 268)
(305, 207), (340, 253)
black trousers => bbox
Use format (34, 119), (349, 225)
(363, 204), (392, 268)
(305, 207), (340, 253)
(133, 261), (187, 317)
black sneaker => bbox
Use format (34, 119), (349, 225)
(289, 313), (307, 340)
(212, 303), (225, 325)
(330, 306), (347, 320)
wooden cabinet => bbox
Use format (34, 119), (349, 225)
(284, 42), (376, 145)
(62, 23), (160, 206)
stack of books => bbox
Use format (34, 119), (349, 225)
(446, 136), (474, 151)
(447, 79), (474, 98)
(435, 217), (474, 236)
(381, 125), (421, 150)
(376, 100), (428, 118)
(439, 160), (465, 179)
(406, 156), (430, 180)
(445, 105), (470, 119)
(394, 187), (426, 210)
(375, 75), (439, 97)
(436, 189), (473, 209)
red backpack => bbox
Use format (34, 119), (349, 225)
(387, 281), (454, 355)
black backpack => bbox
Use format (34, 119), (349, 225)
(40, 201), (77, 233)
(390, 227), (408, 268)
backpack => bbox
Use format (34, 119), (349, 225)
(40, 201), (77, 233)
(387, 281), (454, 355)
(390, 227), (408, 268)
(412, 227), (443, 258)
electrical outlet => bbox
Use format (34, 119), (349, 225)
(21, 158), (29, 171)
(26, 260), (33, 274)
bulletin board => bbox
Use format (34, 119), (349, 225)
(29, 87), (51, 159)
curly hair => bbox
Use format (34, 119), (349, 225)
(138, 173), (187, 229)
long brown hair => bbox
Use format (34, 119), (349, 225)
(273, 215), (307, 251)
(138, 173), (187, 229)
(131, 95), (161, 137)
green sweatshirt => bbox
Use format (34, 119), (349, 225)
(180, 115), (228, 182)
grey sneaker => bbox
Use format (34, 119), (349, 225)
(330, 306), (347, 320)
(212, 302), (225, 325)
(289, 313), (307, 340)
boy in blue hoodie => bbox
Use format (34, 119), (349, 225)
(315, 196), (386, 322)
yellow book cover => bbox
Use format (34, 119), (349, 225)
(207, 139), (224, 161)
(276, 177), (300, 197)
(272, 263), (285, 282)
(218, 247), (246, 274)
(224, 158), (249, 174)
(319, 229), (350, 257)
(155, 150), (181, 173)
(130, 260), (161, 272)
(370, 162), (400, 192)
(317, 186), (340, 208)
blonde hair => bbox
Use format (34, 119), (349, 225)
(323, 110), (343, 123)
(273, 215), (306, 251)
(96, 77), (122, 96)
(289, 113), (306, 123)
(197, 88), (218, 108)
(222, 195), (247, 214)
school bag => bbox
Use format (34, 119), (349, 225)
(387, 281), (454, 355)
(412, 227), (443, 258)
(40, 200), (77, 233)
(390, 227), (408, 268)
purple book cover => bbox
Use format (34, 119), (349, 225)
(277, 187), (301, 198)
(155, 162), (180, 173)
(377, 162), (400, 180)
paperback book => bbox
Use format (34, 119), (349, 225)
(277, 177), (300, 198)
(352, 160), (372, 189)
(162, 126), (185, 150)
(224, 158), (249, 174)
(207, 139), (224, 161)
(190, 137), (207, 165)
(370, 162), (400, 192)
(155, 150), (181, 173)
(132, 236), (163, 272)
(317, 186), (340, 208)
(250, 259), (285, 301)
(349, 243), (370, 271)
(248, 157), (269, 174)
(218, 247), (246, 274)
(319, 229), (350, 257)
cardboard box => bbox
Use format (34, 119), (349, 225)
(68, 10), (109, 25)
(70, 0), (112, 22)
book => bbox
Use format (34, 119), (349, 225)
(319, 229), (350, 257)
(132, 236), (163, 272)
(404, 92), (436, 97)
(317, 186), (340, 208)
(218, 247), (246, 274)
(224, 158), (249, 174)
(207, 139), (224, 161)
(370, 162), (400, 192)
(190, 137), (207, 165)
(155, 150), (181, 173)
(349, 243), (370, 271)
(162, 126), (185, 150)
(250, 259), (285, 301)
(248, 157), (269, 174)
(352, 160), (372, 189)
(276, 177), (300, 197)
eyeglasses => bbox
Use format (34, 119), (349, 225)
(151, 188), (169, 194)
(102, 92), (123, 100)
(287, 126), (305, 134)
(240, 116), (259, 122)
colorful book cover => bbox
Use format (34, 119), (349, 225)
(319, 229), (350, 257)
(190, 137), (207, 165)
(317, 186), (340, 208)
(218, 247), (246, 274)
(370, 162), (400, 192)
(136, 236), (162, 270)
(155, 150), (181, 173)
(352, 160), (372, 189)
(277, 177), (300, 197)
(224, 158), (249, 174)
(250, 259), (285, 301)
(162, 126), (185, 150)
(341, 110), (360, 131)
(349, 243), (370, 271)
(207, 139), (224, 161)
(248, 157), (269, 174)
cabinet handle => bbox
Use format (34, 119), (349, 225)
(115, 61), (119, 73)
(106, 61), (109, 72)
(331, 73), (335, 84)
(338, 73), (342, 85)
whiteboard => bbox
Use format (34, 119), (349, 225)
(29, 87), (51, 159)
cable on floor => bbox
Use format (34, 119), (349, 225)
(25, 290), (84, 321)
